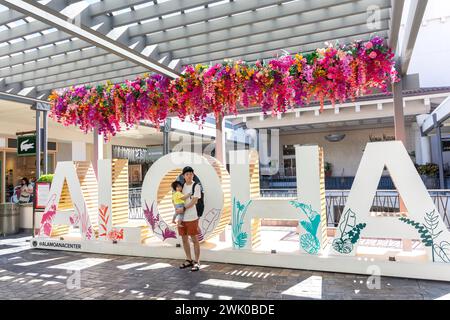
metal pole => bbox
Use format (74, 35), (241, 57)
(393, 75), (406, 144)
(433, 113), (445, 189)
(42, 110), (48, 174)
(33, 109), (41, 238)
(163, 118), (171, 155)
(35, 110), (41, 181)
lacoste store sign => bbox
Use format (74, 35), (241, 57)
(17, 135), (36, 156)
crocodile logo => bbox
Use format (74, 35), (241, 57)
(20, 139), (34, 152)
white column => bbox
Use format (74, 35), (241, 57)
(416, 114), (432, 165)
(215, 115), (226, 164)
(93, 129), (103, 176)
(71, 141), (87, 161)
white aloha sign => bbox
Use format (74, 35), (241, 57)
(34, 142), (450, 280)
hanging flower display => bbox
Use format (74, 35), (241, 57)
(49, 37), (398, 139)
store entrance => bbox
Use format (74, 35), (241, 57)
(4, 151), (55, 203)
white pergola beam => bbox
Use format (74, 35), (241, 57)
(0, 0), (216, 44)
(0, 39), (102, 69)
(400, 0), (428, 75)
(158, 5), (391, 53)
(149, 0), (387, 48)
(129, 0), (289, 38)
(110, 0), (218, 28)
(37, 66), (148, 91)
(0, 0), (73, 25)
(166, 20), (390, 60)
(388, 0), (405, 54)
(22, 60), (140, 87)
(87, 0), (158, 17)
(0, 0), (180, 78)
(183, 32), (387, 64)
(2, 37), (149, 81)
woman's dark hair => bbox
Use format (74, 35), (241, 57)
(22, 177), (30, 186)
(171, 180), (182, 191)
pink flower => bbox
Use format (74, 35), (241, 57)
(369, 51), (377, 59)
(365, 42), (373, 50)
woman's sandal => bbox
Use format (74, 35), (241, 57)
(191, 262), (200, 272)
(179, 260), (193, 269)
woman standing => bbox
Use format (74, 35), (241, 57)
(19, 177), (33, 203)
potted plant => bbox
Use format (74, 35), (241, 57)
(324, 162), (333, 177)
(37, 174), (54, 183)
(35, 174), (54, 209)
(416, 163), (439, 189)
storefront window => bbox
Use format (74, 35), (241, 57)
(283, 145), (295, 156)
(112, 145), (163, 188)
(4, 151), (55, 202)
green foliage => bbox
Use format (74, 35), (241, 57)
(398, 210), (450, 263)
(415, 163), (439, 177)
(37, 174), (54, 183)
(324, 162), (332, 173)
(347, 223), (367, 244)
(332, 238), (353, 254)
(332, 208), (367, 254)
(399, 217), (433, 247)
(304, 52), (319, 65)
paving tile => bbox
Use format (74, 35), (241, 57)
(0, 233), (449, 300)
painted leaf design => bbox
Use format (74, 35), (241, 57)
(143, 201), (159, 230)
(232, 198), (252, 249)
(40, 194), (57, 236)
(300, 233), (320, 254)
(201, 208), (221, 236)
(162, 227), (177, 240)
(349, 223), (367, 244)
(234, 232), (247, 248)
(435, 241), (450, 263)
(156, 220), (176, 241)
(310, 214), (321, 236)
(332, 238), (353, 254)
(338, 208), (357, 236)
(300, 220), (313, 235)
(107, 228), (124, 241)
(75, 203), (93, 240)
(69, 212), (79, 226)
(424, 210), (439, 231)
(98, 205), (110, 238)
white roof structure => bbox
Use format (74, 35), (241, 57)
(421, 95), (450, 135)
(0, 0), (427, 104)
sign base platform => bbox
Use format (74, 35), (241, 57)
(31, 236), (450, 282)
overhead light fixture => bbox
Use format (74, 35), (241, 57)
(324, 133), (346, 142)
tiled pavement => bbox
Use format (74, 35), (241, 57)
(1, 234), (450, 300)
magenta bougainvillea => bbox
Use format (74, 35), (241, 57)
(49, 37), (398, 139)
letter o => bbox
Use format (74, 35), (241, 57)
(141, 152), (231, 244)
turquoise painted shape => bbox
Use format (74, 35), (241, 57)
(232, 197), (252, 249)
(289, 201), (321, 254)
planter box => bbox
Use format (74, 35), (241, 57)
(420, 175), (439, 189)
(19, 203), (33, 230)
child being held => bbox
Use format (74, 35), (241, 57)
(171, 181), (191, 227)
